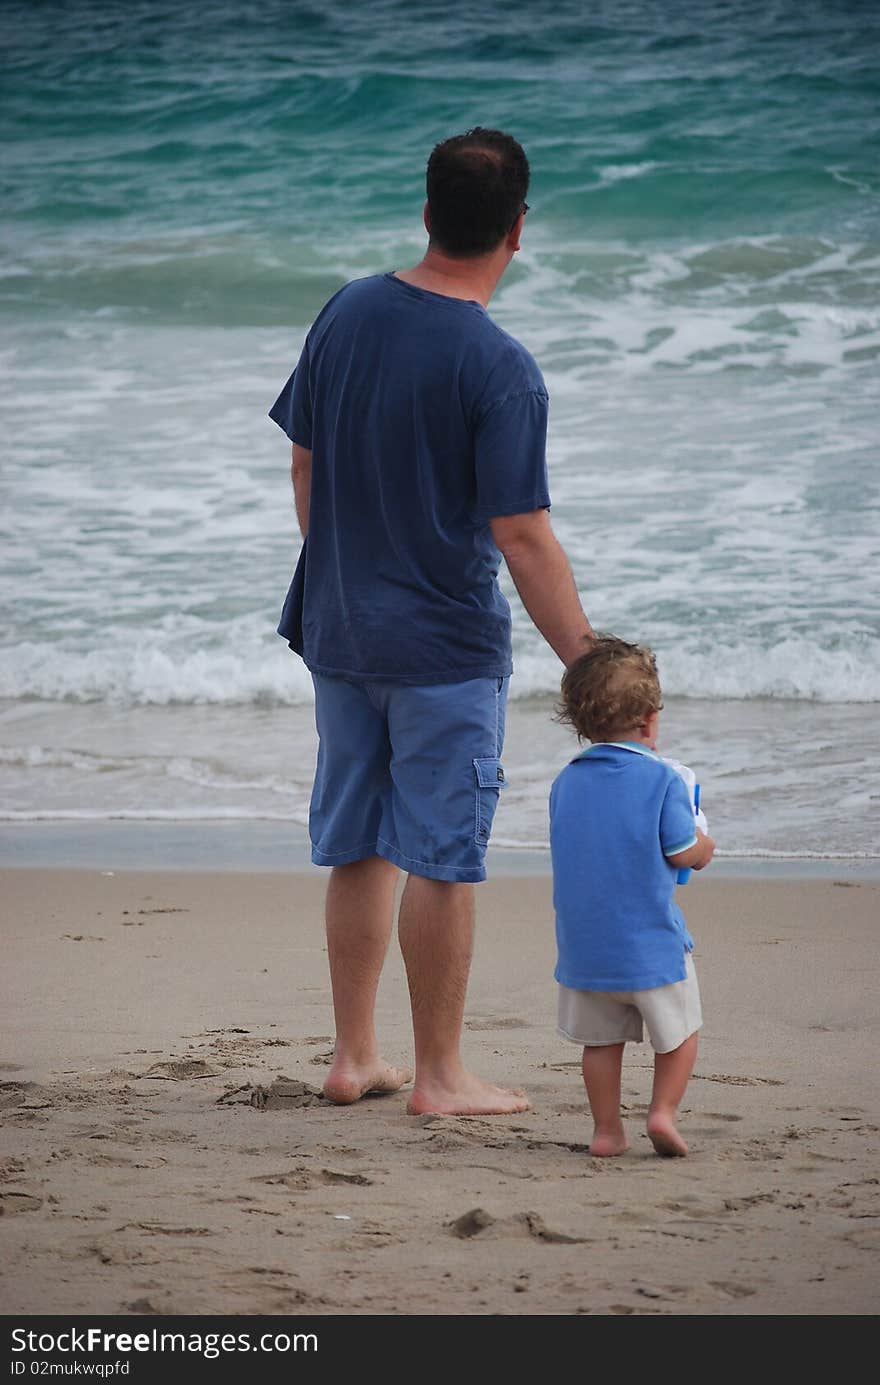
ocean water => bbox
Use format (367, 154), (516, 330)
(1, 0), (878, 858)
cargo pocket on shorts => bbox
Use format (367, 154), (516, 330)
(473, 757), (506, 845)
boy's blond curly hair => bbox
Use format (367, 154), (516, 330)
(557, 634), (662, 743)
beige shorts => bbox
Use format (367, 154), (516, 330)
(557, 952), (702, 1054)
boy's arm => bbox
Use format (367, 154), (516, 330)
(667, 829), (715, 871)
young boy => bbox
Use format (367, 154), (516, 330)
(550, 635), (715, 1157)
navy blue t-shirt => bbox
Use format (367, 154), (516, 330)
(269, 272), (551, 683)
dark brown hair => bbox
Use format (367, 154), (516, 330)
(557, 634), (662, 742)
(426, 127), (529, 257)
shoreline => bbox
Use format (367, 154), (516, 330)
(1, 819), (878, 880)
(4, 695), (879, 862)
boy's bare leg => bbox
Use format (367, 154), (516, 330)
(647, 1031), (698, 1156)
(323, 857), (413, 1104)
(581, 1043), (629, 1155)
(399, 875), (530, 1116)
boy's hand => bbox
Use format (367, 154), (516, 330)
(668, 828), (715, 872)
(691, 829), (715, 870)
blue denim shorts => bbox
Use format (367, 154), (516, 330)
(309, 673), (509, 883)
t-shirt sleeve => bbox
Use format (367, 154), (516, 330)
(472, 388), (551, 522)
(660, 773), (698, 857)
(268, 338), (313, 448)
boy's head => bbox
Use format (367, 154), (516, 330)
(558, 635), (662, 743)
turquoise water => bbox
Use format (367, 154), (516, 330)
(4, 1), (879, 321)
(1, 1), (878, 852)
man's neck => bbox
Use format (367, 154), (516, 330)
(394, 244), (511, 309)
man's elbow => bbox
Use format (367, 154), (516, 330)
(490, 508), (553, 561)
(291, 443), (312, 484)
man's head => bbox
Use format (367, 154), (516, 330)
(558, 635), (663, 744)
(426, 127), (530, 258)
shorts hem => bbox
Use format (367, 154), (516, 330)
(652, 1022), (702, 1055)
(311, 841), (381, 867)
(556, 1026), (643, 1048)
(376, 838), (486, 883)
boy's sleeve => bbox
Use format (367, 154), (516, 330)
(660, 773), (698, 858)
(268, 337), (313, 448)
(472, 387), (551, 522)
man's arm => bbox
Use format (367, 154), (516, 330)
(490, 508), (595, 667)
(667, 829), (716, 871)
(291, 443), (312, 538)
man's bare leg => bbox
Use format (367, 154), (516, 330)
(647, 1031), (698, 1156)
(323, 856), (413, 1104)
(399, 875), (530, 1116)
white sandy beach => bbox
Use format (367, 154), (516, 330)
(1, 866), (878, 1316)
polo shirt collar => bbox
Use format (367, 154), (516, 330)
(574, 740), (660, 763)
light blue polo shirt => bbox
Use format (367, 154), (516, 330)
(550, 742), (698, 991)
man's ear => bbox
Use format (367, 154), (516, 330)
(507, 212), (524, 253)
(423, 200), (431, 235)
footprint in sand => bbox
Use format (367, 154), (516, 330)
(0, 1191), (43, 1214)
(722, 1192), (778, 1212)
(125, 1298), (163, 1315)
(464, 1017), (532, 1031)
(660, 1196), (729, 1221)
(116, 1221), (215, 1238)
(142, 1059), (222, 1081)
(87, 1151), (168, 1169)
(710, 1281), (758, 1300)
(216, 1077), (325, 1110)
(448, 1207), (588, 1243)
(255, 1166), (375, 1192)
(187, 1035), (294, 1067)
(688, 1112), (744, 1137)
(842, 1225), (880, 1251)
(0, 1082), (54, 1112)
(416, 1115), (527, 1153)
(692, 1072), (784, 1088)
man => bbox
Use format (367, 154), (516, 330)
(270, 128), (594, 1116)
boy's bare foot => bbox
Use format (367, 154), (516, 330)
(647, 1112), (688, 1157)
(323, 1059), (413, 1105)
(589, 1128), (629, 1157)
(407, 1072), (530, 1116)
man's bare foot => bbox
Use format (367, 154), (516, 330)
(407, 1071), (530, 1116)
(323, 1059), (413, 1106)
(647, 1111), (688, 1157)
(589, 1128), (629, 1157)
